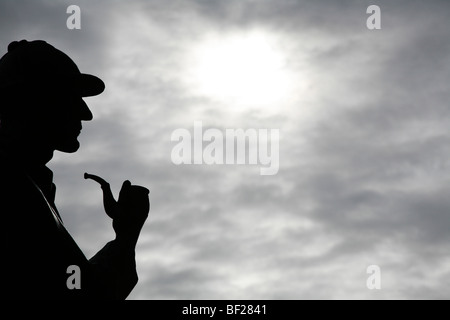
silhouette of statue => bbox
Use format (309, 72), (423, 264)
(0, 40), (150, 299)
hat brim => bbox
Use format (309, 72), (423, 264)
(71, 74), (105, 97)
(0, 73), (105, 98)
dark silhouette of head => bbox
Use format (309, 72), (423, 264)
(0, 40), (104, 165)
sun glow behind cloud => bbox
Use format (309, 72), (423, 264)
(185, 31), (298, 115)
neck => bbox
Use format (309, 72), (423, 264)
(0, 140), (54, 170)
(22, 147), (54, 169)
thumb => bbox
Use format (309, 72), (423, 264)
(122, 180), (132, 189)
(118, 180), (132, 203)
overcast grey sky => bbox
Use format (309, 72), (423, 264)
(2, 0), (450, 299)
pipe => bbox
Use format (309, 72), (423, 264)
(84, 172), (119, 219)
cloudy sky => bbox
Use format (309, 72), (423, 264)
(1, 0), (450, 299)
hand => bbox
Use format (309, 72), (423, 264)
(113, 180), (150, 246)
(85, 173), (150, 247)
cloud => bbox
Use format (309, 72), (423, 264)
(1, 0), (450, 300)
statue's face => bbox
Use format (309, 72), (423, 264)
(0, 88), (94, 162)
(50, 93), (93, 153)
(31, 90), (93, 154)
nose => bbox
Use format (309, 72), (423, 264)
(79, 98), (93, 121)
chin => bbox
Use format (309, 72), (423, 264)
(56, 140), (80, 153)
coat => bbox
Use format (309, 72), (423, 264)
(0, 154), (138, 300)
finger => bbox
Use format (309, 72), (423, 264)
(118, 180), (132, 202)
(130, 185), (150, 196)
(122, 180), (132, 189)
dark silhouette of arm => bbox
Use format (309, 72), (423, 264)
(84, 173), (150, 299)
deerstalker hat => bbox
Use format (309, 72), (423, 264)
(0, 40), (105, 98)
